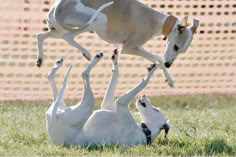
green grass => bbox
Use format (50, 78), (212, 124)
(0, 93), (236, 156)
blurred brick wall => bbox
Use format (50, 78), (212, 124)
(0, 0), (235, 100)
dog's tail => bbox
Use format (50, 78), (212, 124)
(69, 1), (113, 33)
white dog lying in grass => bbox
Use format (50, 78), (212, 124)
(46, 49), (169, 146)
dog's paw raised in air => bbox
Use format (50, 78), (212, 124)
(47, 59), (64, 78)
(111, 49), (118, 60)
(56, 58), (63, 65)
(96, 52), (103, 59)
(53, 59), (64, 69)
(147, 64), (156, 72)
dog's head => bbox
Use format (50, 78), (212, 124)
(136, 95), (169, 137)
(163, 16), (199, 68)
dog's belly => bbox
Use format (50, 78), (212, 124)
(82, 0), (138, 44)
(78, 110), (143, 145)
(96, 31), (129, 44)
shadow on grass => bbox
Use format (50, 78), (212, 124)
(51, 138), (236, 156)
(157, 138), (235, 156)
(64, 143), (120, 152)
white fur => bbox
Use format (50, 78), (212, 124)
(46, 50), (169, 146)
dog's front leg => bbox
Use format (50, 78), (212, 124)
(121, 46), (174, 87)
(116, 64), (158, 107)
(36, 30), (60, 67)
(36, 31), (50, 67)
(100, 49), (119, 112)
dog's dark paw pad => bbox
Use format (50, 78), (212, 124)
(56, 58), (63, 65)
(147, 64), (156, 71)
(96, 52), (103, 58)
(37, 58), (42, 67)
(114, 49), (118, 55)
(111, 49), (118, 60)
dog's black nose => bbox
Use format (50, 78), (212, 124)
(164, 62), (171, 68)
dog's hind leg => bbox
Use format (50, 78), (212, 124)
(61, 32), (91, 61)
(62, 53), (104, 127)
(50, 64), (73, 118)
(116, 64), (158, 108)
(59, 2), (114, 61)
(47, 59), (66, 109)
(100, 49), (119, 112)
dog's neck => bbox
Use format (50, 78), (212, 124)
(152, 11), (178, 40)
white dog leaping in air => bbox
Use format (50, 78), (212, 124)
(46, 49), (169, 146)
(36, 0), (200, 87)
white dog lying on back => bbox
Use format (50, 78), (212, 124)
(46, 50), (169, 146)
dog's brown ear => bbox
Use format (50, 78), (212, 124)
(190, 19), (200, 34)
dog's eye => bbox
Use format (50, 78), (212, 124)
(174, 44), (179, 51)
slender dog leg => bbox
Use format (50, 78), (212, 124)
(50, 64), (73, 118)
(47, 59), (66, 109)
(116, 64), (158, 107)
(79, 52), (104, 106)
(62, 32), (91, 61)
(36, 30), (60, 67)
(121, 46), (174, 87)
(100, 49), (119, 112)
(62, 53), (104, 127)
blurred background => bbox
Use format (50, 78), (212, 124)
(0, 0), (235, 100)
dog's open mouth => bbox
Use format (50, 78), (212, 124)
(138, 99), (146, 107)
